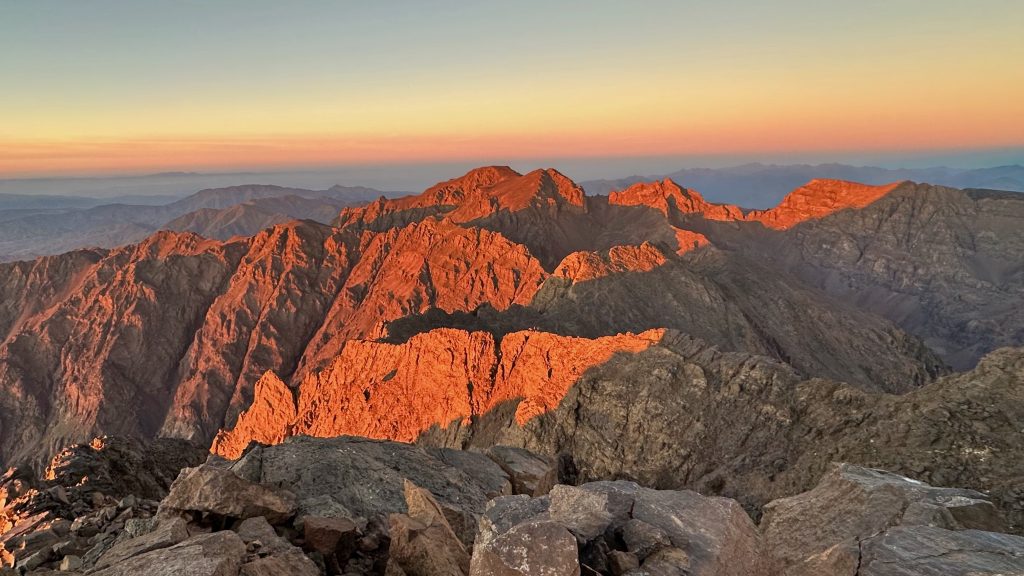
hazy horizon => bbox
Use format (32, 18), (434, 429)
(3, 1), (1022, 177)
(3, 146), (1023, 196)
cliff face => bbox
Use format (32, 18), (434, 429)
(211, 328), (663, 459)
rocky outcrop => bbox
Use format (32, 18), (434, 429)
(0, 436), (204, 571)
(470, 480), (764, 576)
(762, 464), (1007, 573)
(438, 338), (1024, 532)
(608, 178), (745, 221)
(0, 434), (563, 574)
(745, 179), (904, 229)
(212, 328), (663, 459)
(43, 436), (207, 501)
(3, 433), (1024, 575)
(552, 243), (669, 283)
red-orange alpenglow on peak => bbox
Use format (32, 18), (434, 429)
(608, 178), (745, 221)
(747, 179), (906, 230)
(211, 327), (666, 459)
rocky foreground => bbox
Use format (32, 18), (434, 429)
(1, 435), (1022, 575)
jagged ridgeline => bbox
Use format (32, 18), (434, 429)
(0, 167), (1023, 573)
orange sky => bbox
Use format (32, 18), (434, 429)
(2, 1), (1022, 176)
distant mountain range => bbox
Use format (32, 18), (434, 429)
(581, 163), (1024, 208)
(0, 184), (395, 262)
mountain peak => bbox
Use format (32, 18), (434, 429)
(608, 178), (744, 220)
(422, 165), (522, 205)
(751, 179), (906, 229)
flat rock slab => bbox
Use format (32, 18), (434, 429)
(762, 463), (1006, 572)
(90, 530), (246, 576)
(859, 526), (1024, 576)
(95, 516), (189, 569)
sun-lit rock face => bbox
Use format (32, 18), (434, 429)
(335, 166), (587, 232)
(608, 178), (745, 221)
(747, 179), (905, 229)
(671, 227), (712, 254)
(290, 218), (548, 378)
(335, 166), (522, 230)
(211, 328), (664, 459)
(337, 166), (592, 269)
(553, 243), (669, 283)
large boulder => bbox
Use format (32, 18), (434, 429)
(470, 519), (580, 576)
(471, 481), (763, 576)
(228, 436), (496, 544)
(158, 466), (296, 524)
(484, 446), (556, 496)
(762, 463), (1008, 573)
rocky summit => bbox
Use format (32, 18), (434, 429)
(0, 166), (1022, 574)
(1, 435), (1022, 575)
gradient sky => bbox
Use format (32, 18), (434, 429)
(2, 0), (1023, 176)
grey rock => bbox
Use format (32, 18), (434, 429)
(621, 519), (671, 560)
(629, 485), (764, 575)
(293, 494), (361, 532)
(158, 465), (296, 524)
(235, 516), (293, 555)
(470, 519), (580, 576)
(15, 547), (52, 571)
(94, 517), (189, 569)
(638, 547), (690, 576)
(859, 526), (1024, 576)
(762, 463), (1007, 572)
(485, 446), (556, 496)
(547, 485), (613, 542)
(239, 550), (320, 576)
(243, 436), (491, 544)
(427, 448), (513, 499)
(472, 481), (762, 576)
(476, 495), (550, 549)
(90, 530), (246, 576)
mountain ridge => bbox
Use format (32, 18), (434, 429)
(0, 166), (1020, 473)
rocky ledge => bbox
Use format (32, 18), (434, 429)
(0, 435), (1021, 575)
